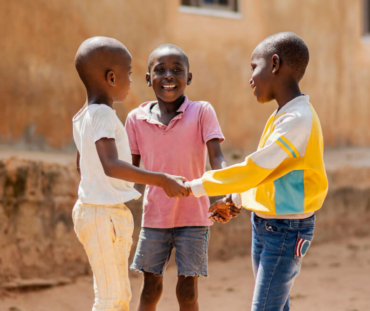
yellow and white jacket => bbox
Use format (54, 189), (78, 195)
(189, 95), (328, 216)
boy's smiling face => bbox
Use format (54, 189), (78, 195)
(250, 45), (276, 104)
(147, 48), (192, 103)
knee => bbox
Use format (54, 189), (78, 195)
(141, 273), (163, 303)
(177, 279), (198, 307)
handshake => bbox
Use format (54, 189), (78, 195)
(160, 174), (192, 198)
(162, 175), (241, 224)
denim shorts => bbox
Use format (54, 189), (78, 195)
(130, 226), (210, 277)
(251, 212), (315, 311)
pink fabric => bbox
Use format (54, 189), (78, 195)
(125, 96), (224, 228)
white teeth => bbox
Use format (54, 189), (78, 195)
(163, 85), (175, 88)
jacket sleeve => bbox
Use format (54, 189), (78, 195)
(188, 112), (311, 197)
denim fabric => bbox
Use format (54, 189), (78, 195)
(251, 212), (315, 311)
(131, 226), (210, 277)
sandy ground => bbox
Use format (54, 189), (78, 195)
(0, 236), (369, 311)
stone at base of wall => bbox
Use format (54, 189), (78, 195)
(0, 157), (87, 285)
(1, 154), (369, 285)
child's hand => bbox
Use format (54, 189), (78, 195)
(185, 185), (193, 196)
(207, 195), (241, 223)
(162, 174), (189, 198)
(229, 204), (242, 218)
(208, 197), (232, 223)
(227, 194), (242, 218)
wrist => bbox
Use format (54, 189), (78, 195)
(154, 172), (167, 188)
(184, 181), (193, 195)
(186, 178), (207, 198)
(231, 193), (242, 209)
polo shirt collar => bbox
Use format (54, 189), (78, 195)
(176, 95), (190, 113)
(136, 96), (190, 121)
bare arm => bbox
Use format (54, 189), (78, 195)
(206, 138), (241, 222)
(95, 138), (188, 197)
(76, 151), (80, 175)
(132, 154), (141, 168)
(206, 138), (227, 170)
(186, 138), (226, 195)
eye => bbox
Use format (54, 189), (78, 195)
(154, 67), (165, 73)
(173, 67), (182, 72)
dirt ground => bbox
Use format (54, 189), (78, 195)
(0, 236), (369, 311)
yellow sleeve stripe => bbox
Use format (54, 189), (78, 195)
(279, 135), (300, 158)
(269, 134), (300, 158)
(275, 139), (295, 158)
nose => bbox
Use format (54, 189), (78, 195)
(165, 70), (174, 80)
(249, 78), (253, 85)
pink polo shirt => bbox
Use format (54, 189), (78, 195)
(125, 96), (224, 228)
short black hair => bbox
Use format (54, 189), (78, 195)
(258, 32), (309, 80)
(147, 44), (189, 72)
(75, 36), (131, 88)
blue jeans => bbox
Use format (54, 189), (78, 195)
(251, 212), (315, 311)
(131, 226), (210, 277)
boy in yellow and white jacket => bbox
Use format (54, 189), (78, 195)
(191, 94), (327, 217)
(186, 32), (328, 311)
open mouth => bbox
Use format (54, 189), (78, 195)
(162, 84), (177, 92)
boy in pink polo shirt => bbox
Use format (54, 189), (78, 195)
(125, 44), (226, 311)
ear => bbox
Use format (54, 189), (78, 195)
(106, 70), (116, 86)
(187, 72), (193, 85)
(146, 73), (151, 87)
(271, 54), (280, 74)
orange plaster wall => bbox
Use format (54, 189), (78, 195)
(0, 0), (369, 151)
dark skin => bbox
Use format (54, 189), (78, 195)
(135, 47), (227, 311)
(249, 43), (303, 109)
(209, 42), (304, 223)
(207, 194), (241, 224)
(75, 41), (189, 198)
(146, 49), (192, 125)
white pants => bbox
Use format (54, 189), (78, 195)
(72, 200), (134, 311)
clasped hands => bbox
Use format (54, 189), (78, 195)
(163, 176), (241, 224)
(162, 174), (192, 198)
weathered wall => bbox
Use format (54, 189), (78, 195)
(0, 0), (370, 151)
(0, 158), (85, 284)
(0, 155), (369, 284)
